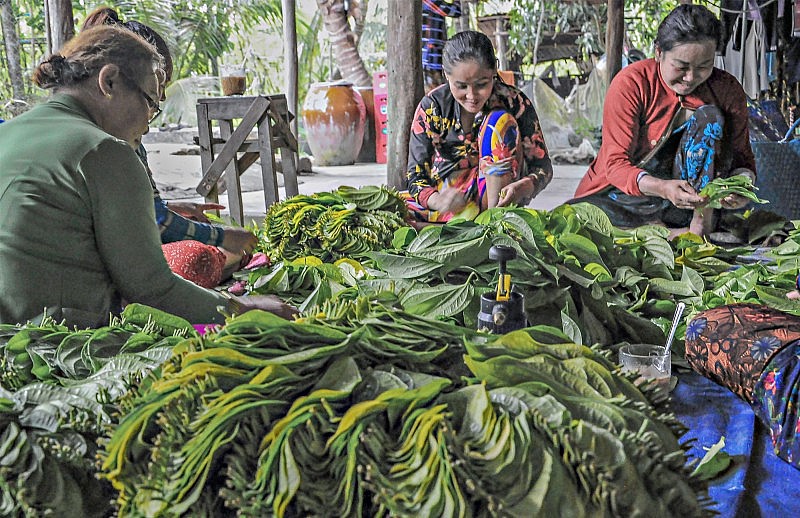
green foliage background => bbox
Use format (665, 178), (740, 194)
(0, 0), (388, 123)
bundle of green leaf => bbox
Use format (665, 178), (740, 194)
(691, 228), (800, 317)
(99, 299), (711, 517)
(99, 301), (473, 516)
(243, 255), (368, 311)
(698, 175), (767, 209)
(259, 185), (409, 261)
(0, 304), (191, 518)
(0, 303), (193, 391)
(366, 205), (685, 347)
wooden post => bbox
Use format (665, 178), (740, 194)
(282, 0), (299, 141)
(494, 17), (508, 71)
(387, 0), (424, 189)
(605, 0), (624, 88)
(44, 0), (74, 54)
(458, 0), (470, 32)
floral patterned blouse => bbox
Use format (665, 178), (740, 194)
(406, 77), (552, 207)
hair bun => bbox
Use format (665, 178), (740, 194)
(47, 54), (67, 67)
(32, 54), (68, 88)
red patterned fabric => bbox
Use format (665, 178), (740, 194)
(161, 241), (225, 289)
(685, 303), (800, 401)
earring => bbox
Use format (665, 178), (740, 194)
(105, 93), (112, 99)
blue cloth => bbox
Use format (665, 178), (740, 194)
(421, 0), (461, 71)
(135, 143), (224, 246)
(672, 369), (800, 515)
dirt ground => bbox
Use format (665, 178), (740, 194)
(142, 140), (586, 220)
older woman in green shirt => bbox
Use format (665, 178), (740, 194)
(0, 25), (295, 326)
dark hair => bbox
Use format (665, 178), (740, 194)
(82, 6), (173, 83)
(655, 4), (722, 53)
(33, 25), (162, 90)
(442, 30), (497, 74)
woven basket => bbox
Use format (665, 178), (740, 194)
(752, 117), (800, 220)
(752, 139), (800, 220)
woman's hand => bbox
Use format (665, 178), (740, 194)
(237, 294), (299, 320)
(167, 202), (225, 222)
(497, 177), (534, 207)
(220, 228), (258, 255)
(787, 290), (800, 300)
(427, 187), (469, 214)
(639, 176), (704, 209)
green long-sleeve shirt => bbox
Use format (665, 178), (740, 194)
(0, 94), (228, 326)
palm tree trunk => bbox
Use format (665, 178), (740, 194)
(0, 0), (25, 99)
(315, 0), (371, 87)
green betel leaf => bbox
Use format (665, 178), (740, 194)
(366, 252), (444, 279)
(413, 236), (492, 267)
(648, 278), (698, 297)
(569, 201), (615, 235)
(680, 266), (706, 295)
(643, 236), (675, 269)
(557, 233), (607, 268)
(691, 436), (731, 480)
(399, 279), (475, 318)
(406, 225), (443, 253)
(754, 286), (800, 315)
(560, 311), (583, 345)
(392, 226), (417, 249)
(699, 175), (768, 209)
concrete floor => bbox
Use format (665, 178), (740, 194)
(144, 142), (587, 221)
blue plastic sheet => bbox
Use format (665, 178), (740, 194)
(671, 369), (800, 515)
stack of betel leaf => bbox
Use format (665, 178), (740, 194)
(0, 304), (194, 517)
(99, 296), (712, 517)
(259, 185), (408, 261)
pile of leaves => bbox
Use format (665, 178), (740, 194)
(365, 204), (686, 348)
(258, 185), (409, 261)
(99, 297), (711, 517)
(357, 204), (800, 353)
(0, 305), (195, 517)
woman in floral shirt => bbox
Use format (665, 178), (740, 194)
(406, 30), (552, 222)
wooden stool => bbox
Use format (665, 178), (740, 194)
(195, 95), (299, 224)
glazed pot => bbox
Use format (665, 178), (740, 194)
(302, 81), (366, 166)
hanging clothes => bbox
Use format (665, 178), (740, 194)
(723, 15), (771, 99)
(722, 0), (786, 49)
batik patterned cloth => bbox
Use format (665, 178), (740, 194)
(673, 104), (724, 190)
(404, 109), (518, 222)
(686, 303), (800, 470)
(753, 341), (800, 469)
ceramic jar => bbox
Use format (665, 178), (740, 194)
(302, 81), (366, 166)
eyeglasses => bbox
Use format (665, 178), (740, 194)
(120, 72), (162, 124)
